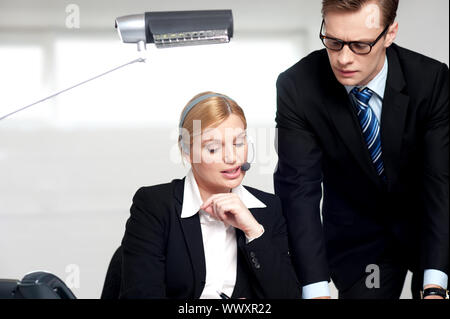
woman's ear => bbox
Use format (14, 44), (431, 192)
(183, 152), (192, 164)
(180, 142), (192, 164)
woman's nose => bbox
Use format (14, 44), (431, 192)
(223, 145), (236, 164)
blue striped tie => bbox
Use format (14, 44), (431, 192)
(351, 87), (385, 178)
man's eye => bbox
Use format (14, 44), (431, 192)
(353, 42), (369, 50)
(325, 38), (342, 48)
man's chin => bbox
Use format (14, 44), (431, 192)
(332, 70), (363, 87)
(335, 75), (361, 87)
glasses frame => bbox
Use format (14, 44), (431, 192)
(319, 19), (390, 55)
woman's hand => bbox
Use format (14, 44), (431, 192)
(200, 193), (263, 239)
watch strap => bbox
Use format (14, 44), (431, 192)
(422, 287), (449, 299)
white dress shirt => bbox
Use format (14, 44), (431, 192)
(345, 55), (388, 123)
(180, 169), (266, 299)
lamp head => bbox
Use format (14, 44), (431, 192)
(115, 10), (233, 50)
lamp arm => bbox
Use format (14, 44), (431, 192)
(0, 57), (146, 122)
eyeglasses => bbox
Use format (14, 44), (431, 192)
(319, 20), (390, 55)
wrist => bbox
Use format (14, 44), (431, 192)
(244, 223), (264, 240)
(421, 286), (449, 299)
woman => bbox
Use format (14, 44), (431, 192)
(119, 92), (301, 299)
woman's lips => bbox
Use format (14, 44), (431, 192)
(221, 166), (242, 179)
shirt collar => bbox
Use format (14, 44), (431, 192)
(345, 55), (388, 100)
(181, 169), (266, 219)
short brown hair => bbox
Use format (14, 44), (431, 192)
(178, 91), (247, 155)
(322, 0), (399, 27)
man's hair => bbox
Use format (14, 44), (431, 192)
(322, 0), (399, 27)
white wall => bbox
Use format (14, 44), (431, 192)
(0, 0), (448, 298)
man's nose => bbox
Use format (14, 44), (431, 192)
(337, 45), (354, 66)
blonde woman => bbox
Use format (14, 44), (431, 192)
(119, 92), (301, 299)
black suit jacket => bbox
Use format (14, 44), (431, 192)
(119, 178), (301, 299)
(274, 44), (449, 291)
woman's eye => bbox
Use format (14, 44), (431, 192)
(234, 143), (244, 147)
(206, 146), (219, 153)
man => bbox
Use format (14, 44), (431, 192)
(274, 0), (448, 299)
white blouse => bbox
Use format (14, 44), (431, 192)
(180, 169), (266, 299)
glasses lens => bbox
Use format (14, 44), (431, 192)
(322, 38), (342, 51)
(349, 42), (371, 54)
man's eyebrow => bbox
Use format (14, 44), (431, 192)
(325, 30), (338, 39)
(325, 31), (373, 43)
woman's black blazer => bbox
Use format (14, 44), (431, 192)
(119, 177), (301, 299)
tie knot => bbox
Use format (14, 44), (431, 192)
(351, 87), (374, 106)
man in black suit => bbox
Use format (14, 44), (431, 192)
(274, 0), (448, 299)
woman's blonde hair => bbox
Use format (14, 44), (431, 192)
(178, 91), (247, 156)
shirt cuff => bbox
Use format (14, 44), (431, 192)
(423, 269), (448, 289)
(302, 281), (330, 299)
(245, 225), (265, 243)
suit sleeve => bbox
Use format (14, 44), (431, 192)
(238, 196), (302, 298)
(421, 63), (449, 276)
(273, 72), (330, 287)
(119, 188), (167, 299)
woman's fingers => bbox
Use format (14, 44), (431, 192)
(200, 193), (252, 226)
(214, 201), (236, 221)
(200, 195), (231, 220)
(200, 193), (229, 210)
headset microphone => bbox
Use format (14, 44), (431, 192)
(241, 162), (251, 172)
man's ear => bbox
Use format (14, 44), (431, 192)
(385, 22), (398, 48)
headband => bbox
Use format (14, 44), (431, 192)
(179, 93), (235, 130)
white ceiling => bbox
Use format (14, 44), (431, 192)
(0, 0), (322, 31)
(0, 0), (448, 64)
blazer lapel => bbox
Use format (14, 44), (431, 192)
(173, 178), (206, 299)
(324, 67), (384, 188)
(380, 46), (410, 190)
